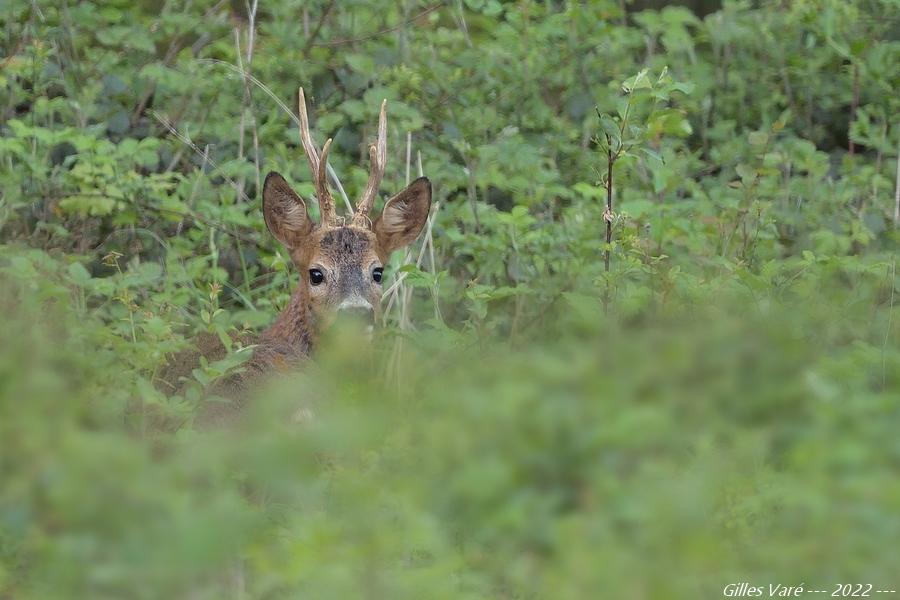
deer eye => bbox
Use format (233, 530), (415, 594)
(309, 269), (325, 286)
(372, 267), (383, 284)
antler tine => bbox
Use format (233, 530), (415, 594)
(352, 99), (388, 226)
(298, 88), (337, 225)
(317, 138), (333, 221)
(297, 88), (318, 170)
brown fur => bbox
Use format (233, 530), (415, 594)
(155, 174), (432, 428)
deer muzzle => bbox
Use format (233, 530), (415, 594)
(337, 296), (375, 325)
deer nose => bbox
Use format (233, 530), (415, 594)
(337, 297), (374, 323)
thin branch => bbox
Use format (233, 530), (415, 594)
(405, 131), (412, 186)
(234, 26), (247, 200)
(316, 3), (441, 47)
(883, 259), (896, 391)
(151, 110), (253, 203)
(605, 136), (613, 274)
(454, 0), (472, 48)
(849, 62), (860, 157)
(894, 140), (899, 226)
(301, 0), (336, 55)
(245, 0), (261, 196)
(64, 192), (265, 249)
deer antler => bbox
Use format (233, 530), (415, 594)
(352, 99), (387, 227)
(298, 88), (337, 226)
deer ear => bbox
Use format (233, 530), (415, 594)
(262, 171), (313, 249)
(373, 177), (432, 254)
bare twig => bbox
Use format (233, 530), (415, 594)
(383, 163), (441, 330)
(405, 131), (412, 186)
(849, 62), (860, 157)
(238, 0), (261, 197)
(381, 202), (441, 320)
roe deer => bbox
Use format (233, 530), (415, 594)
(156, 89), (431, 426)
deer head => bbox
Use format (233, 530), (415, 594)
(262, 89), (431, 331)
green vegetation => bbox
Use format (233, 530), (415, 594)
(1, 0), (898, 597)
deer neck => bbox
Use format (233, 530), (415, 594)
(261, 284), (315, 357)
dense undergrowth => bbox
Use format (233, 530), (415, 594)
(1, 0), (898, 598)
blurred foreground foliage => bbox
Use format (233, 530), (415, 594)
(1, 0), (899, 597)
(2, 253), (898, 598)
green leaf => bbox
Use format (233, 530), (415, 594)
(639, 147), (664, 165)
(748, 131), (769, 146)
(346, 53), (376, 74)
(67, 262), (92, 286)
(735, 163), (757, 185)
(622, 68), (652, 92)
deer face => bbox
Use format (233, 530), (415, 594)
(262, 172), (431, 328)
(261, 89), (431, 333)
